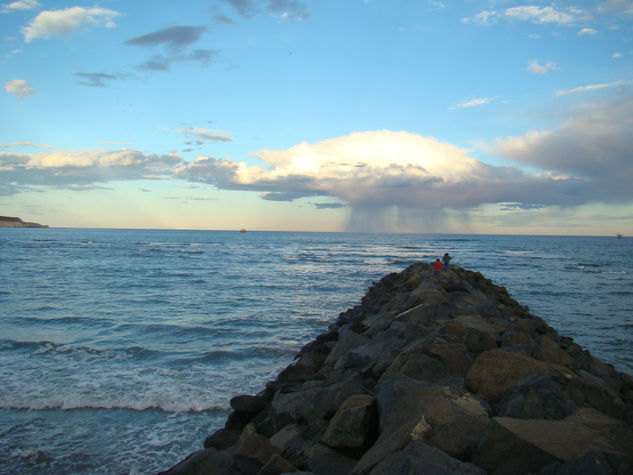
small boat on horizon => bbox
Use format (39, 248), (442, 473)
(240, 228), (246, 233)
(617, 233), (623, 238)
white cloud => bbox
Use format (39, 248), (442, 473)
(555, 80), (624, 96)
(176, 130), (600, 213)
(578, 27), (598, 35)
(1, 0), (39, 13)
(505, 5), (586, 24)
(451, 97), (497, 109)
(462, 10), (498, 25)
(612, 52), (622, 58)
(22, 6), (120, 43)
(4, 78), (36, 98)
(466, 5), (589, 26)
(527, 60), (557, 74)
(0, 149), (182, 193)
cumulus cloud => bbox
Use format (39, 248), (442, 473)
(527, 60), (557, 74)
(490, 96), (633, 203)
(4, 78), (36, 98)
(22, 6), (120, 42)
(0, 149), (182, 194)
(176, 130), (595, 213)
(1, 0), (40, 13)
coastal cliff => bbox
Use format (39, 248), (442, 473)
(162, 263), (633, 474)
(0, 216), (48, 228)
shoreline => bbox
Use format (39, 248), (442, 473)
(160, 263), (633, 474)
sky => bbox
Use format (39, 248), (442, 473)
(1, 0), (632, 234)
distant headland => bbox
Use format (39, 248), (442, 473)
(0, 216), (49, 228)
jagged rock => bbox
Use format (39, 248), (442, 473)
(365, 440), (486, 475)
(539, 335), (575, 366)
(204, 428), (241, 450)
(232, 425), (281, 473)
(321, 394), (378, 454)
(257, 453), (298, 475)
(231, 392), (271, 413)
(474, 408), (633, 474)
(307, 450), (358, 475)
(158, 447), (233, 475)
(324, 329), (370, 367)
(493, 373), (577, 420)
(466, 348), (560, 403)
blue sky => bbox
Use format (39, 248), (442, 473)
(1, 0), (632, 234)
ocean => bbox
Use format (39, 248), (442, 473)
(1, 229), (631, 474)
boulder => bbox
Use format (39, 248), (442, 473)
(474, 408), (633, 474)
(321, 394), (378, 455)
(232, 425), (281, 473)
(203, 428), (241, 450)
(157, 447), (233, 475)
(466, 348), (558, 403)
(257, 453), (298, 475)
(365, 441), (486, 475)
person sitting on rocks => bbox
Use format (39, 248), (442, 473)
(433, 258), (443, 274)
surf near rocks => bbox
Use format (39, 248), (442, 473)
(161, 263), (633, 474)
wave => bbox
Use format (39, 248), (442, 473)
(0, 396), (229, 413)
(1, 339), (168, 362)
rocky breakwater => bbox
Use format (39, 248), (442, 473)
(162, 263), (633, 475)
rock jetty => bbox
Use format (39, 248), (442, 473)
(161, 263), (633, 474)
(0, 216), (48, 228)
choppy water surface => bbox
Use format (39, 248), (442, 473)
(1, 229), (631, 474)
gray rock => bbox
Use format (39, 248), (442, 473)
(466, 348), (558, 403)
(474, 408), (633, 474)
(204, 428), (241, 450)
(157, 447), (233, 475)
(321, 395), (378, 454)
(366, 441), (486, 475)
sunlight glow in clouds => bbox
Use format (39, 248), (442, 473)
(178, 131), (580, 211)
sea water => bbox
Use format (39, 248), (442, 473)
(0, 229), (631, 474)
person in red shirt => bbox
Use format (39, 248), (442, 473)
(433, 258), (443, 274)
